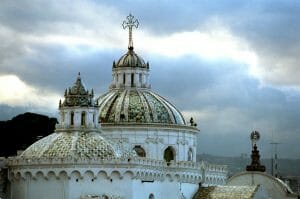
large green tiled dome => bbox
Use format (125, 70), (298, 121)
(97, 89), (186, 125)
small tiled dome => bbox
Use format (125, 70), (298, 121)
(114, 48), (149, 69)
(20, 132), (117, 159)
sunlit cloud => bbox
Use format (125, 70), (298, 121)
(0, 75), (60, 111)
(135, 28), (259, 74)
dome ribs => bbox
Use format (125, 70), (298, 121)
(114, 90), (127, 123)
(137, 90), (153, 122)
(104, 94), (119, 123)
(122, 90), (130, 122)
(98, 90), (186, 125)
(147, 92), (173, 124)
(98, 92), (116, 123)
(151, 92), (186, 125)
(128, 90), (146, 123)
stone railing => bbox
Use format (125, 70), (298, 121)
(7, 157), (199, 169)
(101, 122), (199, 132)
(202, 161), (228, 174)
(7, 157), (224, 171)
(5, 156), (227, 184)
(8, 157), (226, 177)
(81, 195), (122, 199)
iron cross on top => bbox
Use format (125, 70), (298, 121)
(122, 14), (139, 49)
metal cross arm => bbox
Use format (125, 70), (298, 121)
(122, 14), (139, 49)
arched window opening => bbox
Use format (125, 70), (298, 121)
(164, 146), (175, 162)
(188, 148), (193, 161)
(93, 113), (95, 123)
(131, 73), (134, 87)
(123, 73), (126, 84)
(133, 145), (146, 157)
(81, 112), (86, 126)
(149, 193), (155, 199)
(139, 73), (142, 83)
(62, 112), (65, 123)
(70, 112), (74, 126)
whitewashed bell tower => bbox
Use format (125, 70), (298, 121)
(56, 72), (99, 131)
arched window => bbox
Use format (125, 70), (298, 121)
(81, 112), (86, 126)
(188, 148), (193, 161)
(164, 146), (175, 162)
(133, 145), (146, 157)
(123, 73), (126, 84)
(62, 112), (65, 122)
(149, 193), (154, 199)
(93, 113), (95, 123)
(70, 112), (74, 126)
(139, 73), (142, 83)
(131, 73), (134, 87)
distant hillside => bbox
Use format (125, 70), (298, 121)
(197, 153), (300, 177)
(0, 112), (57, 157)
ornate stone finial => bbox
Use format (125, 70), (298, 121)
(122, 13), (139, 50)
(61, 74), (97, 107)
(250, 130), (260, 147)
(190, 117), (194, 126)
(246, 130), (266, 172)
(189, 117), (197, 127)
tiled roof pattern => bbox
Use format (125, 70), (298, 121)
(193, 185), (258, 199)
(97, 90), (186, 125)
(21, 132), (117, 159)
(115, 49), (148, 68)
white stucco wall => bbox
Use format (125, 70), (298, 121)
(101, 127), (197, 162)
(8, 168), (199, 199)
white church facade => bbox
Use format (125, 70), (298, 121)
(6, 14), (228, 199)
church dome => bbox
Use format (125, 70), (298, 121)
(97, 89), (186, 125)
(20, 132), (117, 159)
(114, 48), (149, 69)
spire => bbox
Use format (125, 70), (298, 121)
(61, 73), (96, 107)
(122, 13), (139, 50)
(246, 130), (266, 172)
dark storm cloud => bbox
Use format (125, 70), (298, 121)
(0, 0), (117, 34)
(0, 0), (300, 158)
(105, 0), (300, 86)
(102, 0), (247, 34)
(11, 43), (117, 93)
(148, 55), (300, 158)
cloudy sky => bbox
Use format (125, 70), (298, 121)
(0, 0), (300, 159)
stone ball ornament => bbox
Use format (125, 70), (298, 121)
(250, 130), (260, 144)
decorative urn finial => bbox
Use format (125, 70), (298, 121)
(246, 130), (266, 172)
